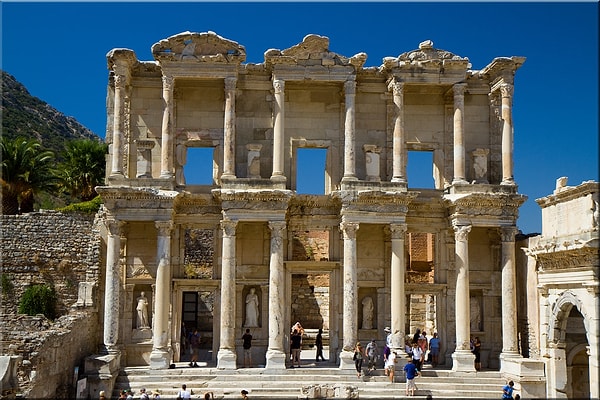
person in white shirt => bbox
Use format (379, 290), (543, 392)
(411, 342), (424, 370)
(384, 350), (397, 383)
(177, 384), (191, 399)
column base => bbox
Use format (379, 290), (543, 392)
(149, 348), (171, 369)
(451, 350), (476, 372)
(339, 349), (355, 370)
(217, 348), (237, 369)
(265, 349), (287, 369)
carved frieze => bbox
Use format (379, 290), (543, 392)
(444, 192), (527, 219)
(151, 31), (246, 63)
(214, 189), (292, 211)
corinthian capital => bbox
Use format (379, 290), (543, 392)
(273, 79), (285, 94)
(155, 220), (173, 236)
(500, 226), (518, 242)
(220, 219), (238, 237)
(453, 224), (471, 241)
(389, 224), (407, 239)
(500, 83), (513, 99)
(340, 221), (359, 240)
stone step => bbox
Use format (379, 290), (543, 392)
(114, 364), (506, 399)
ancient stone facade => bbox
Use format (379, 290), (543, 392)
(523, 178), (599, 399)
(93, 30), (537, 393)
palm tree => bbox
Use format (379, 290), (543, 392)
(58, 139), (107, 202)
(1, 136), (58, 214)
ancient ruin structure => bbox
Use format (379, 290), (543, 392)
(523, 178), (599, 399)
(92, 30), (542, 393)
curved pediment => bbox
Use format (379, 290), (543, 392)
(151, 31), (246, 63)
(264, 34), (367, 69)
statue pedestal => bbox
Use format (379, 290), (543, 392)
(451, 350), (476, 372)
(265, 349), (287, 369)
(132, 328), (152, 341)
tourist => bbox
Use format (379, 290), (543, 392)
(151, 390), (161, 400)
(403, 360), (419, 396)
(428, 332), (440, 367)
(315, 328), (326, 362)
(290, 329), (302, 367)
(176, 384), (191, 399)
(240, 389), (249, 399)
(502, 380), (515, 400)
(419, 331), (428, 355)
(365, 339), (378, 373)
(412, 328), (421, 345)
(118, 389), (127, 399)
(203, 391), (214, 400)
(384, 349), (397, 383)
(383, 326), (392, 367)
(353, 341), (365, 378)
(242, 328), (253, 367)
(188, 328), (201, 367)
(404, 339), (413, 356)
(139, 388), (149, 400)
(473, 336), (482, 371)
(126, 389), (134, 400)
(411, 342), (424, 370)
(98, 390), (106, 400)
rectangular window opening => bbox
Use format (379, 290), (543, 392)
(297, 148), (327, 194)
(184, 147), (214, 185)
(407, 150), (435, 189)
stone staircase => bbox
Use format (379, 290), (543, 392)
(113, 360), (506, 399)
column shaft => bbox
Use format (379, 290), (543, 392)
(266, 221), (287, 369)
(271, 79), (285, 181)
(103, 220), (122, 351)
(340, 221), (359, 369)
(390, 80), (406, 183)
(390, 224), (407, 347)
(501, 227), (519, 354)
(150, 221), (173, 369)
(110, 75), (125, 177)
(160, 75), (174, 179)
(223, 77), (237, 178)
(452, 84), (467, 184)
(217, 219), (237, 369)
(500, 84), (515, 184)
(342, 80), (357, 180)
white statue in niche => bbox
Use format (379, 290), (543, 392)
(362, 296), (374, 330)
(245, 287), (259, 327)
(136, 292), (150, 329)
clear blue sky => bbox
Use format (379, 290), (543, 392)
(2, 1), (598, 234)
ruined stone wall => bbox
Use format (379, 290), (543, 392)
(0, 210), (102, 397)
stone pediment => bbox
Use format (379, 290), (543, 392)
(381, 40), (470, 71)
(264, 34), (367, 69)
(151, 31), (246, 63)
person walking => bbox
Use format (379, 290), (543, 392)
(473, 336), (482, 371)
(365, 339), (379, 373)
(176, 384), (191, 400)
(315, 328), (326, 362)
(384, 350), (397, 383)
(403, 360), (419, 396)
(290, 329), (302, 367)
(428, 332), (440, 367)
(139, 388), (149, 400)
(411, 342), (424, 370)
(242, 328), (253, 367)
(502, 380), (515, 399)
(188, 328), (201, 367)
(353, 342), (365, 378)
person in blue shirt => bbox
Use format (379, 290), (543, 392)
(403, 360), (419, 396)
(502, 381), (515, 399)
(428, 332), (440, 367)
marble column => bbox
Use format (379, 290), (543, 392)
(160, 75), (174, 179)
(103, 219), (122, 353)
(342, 79), (357, 181)
(451, 224), (475, 372)
(452, 83), (468, 185)
(149, 221), (173, 369)
(217, 219), (238, 369)
(500, 83), (515, 185)
(340, 220), (359, 369)
(222, 77), (237, 179)
(389, 80), (406, 183)
(110, 74), (125, 178)
(499, 227), (520, 367)
(265, 221), (287, 369)
(271, 79), (286, 183)
(390, 224), (407, 349)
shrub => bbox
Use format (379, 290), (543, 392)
(57, 195), (102, 214)
(1, 273), (14, 296)
(18, 284), (58, 320)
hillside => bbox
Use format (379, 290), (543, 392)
(1, 70), (103, 156)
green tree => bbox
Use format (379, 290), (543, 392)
(1, 136), (58, 214)
(58, 139), (107, 201)
(18, 284), (57, 320)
